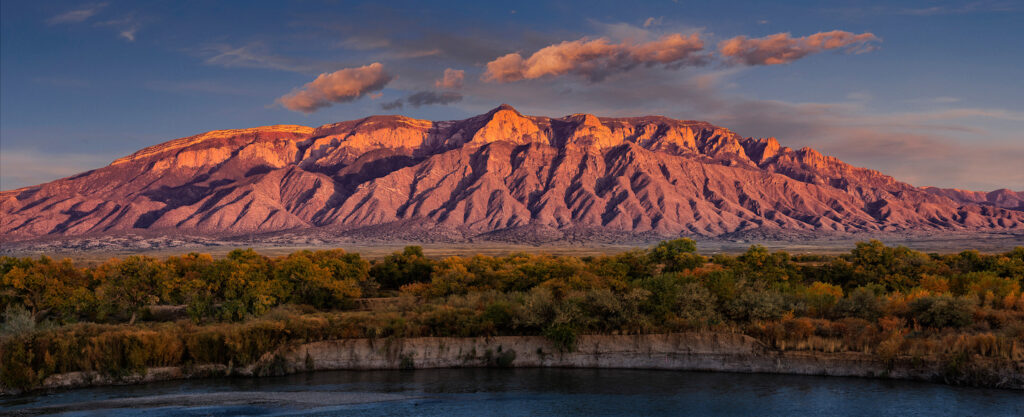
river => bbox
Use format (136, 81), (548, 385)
(2, 369), (1021, 416)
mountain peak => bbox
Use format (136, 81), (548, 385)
(741, 137), (782, 164)
(110, 124), (314, 166)
(470, 104), (543, 145)
(565, 113), (603, 127)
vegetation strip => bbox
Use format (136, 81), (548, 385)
(2, 239), (1023, 392)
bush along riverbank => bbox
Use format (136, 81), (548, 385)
(3, 240), (1023, 393)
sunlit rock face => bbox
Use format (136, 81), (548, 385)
(2, 105), (1022, 242)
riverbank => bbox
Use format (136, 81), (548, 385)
(9, 368), (1024, 417)
(7, 333), (1022, 395)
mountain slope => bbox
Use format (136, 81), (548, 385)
(3, 105), (1022, 243)
(922, 187), (1024, 211)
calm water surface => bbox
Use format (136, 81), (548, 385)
(2, 369), (1021, 416)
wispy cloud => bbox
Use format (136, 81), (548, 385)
(897, 0), (1022, 15)
(47, 3), (140, 41)
(203, 43), (319, 73)
(32, 76), (91, 88)
(46, 3), (107, 25)
(642, 17), (663, 28)
(907, 96), (961, 104)
(277, 63), (393, 113)
(337, 35), (393, 51)
(144, 80), (261, 97)
(827, 1), (1022, 18)
(94, 14), (141, 42)
(119, 26), (138, 41)
(337, 35), (443, 59)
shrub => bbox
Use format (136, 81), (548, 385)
(573, 288), (624, 331)
(517, 287), (558, 330)
(804, 282), (843, 317)
(909, 296), (975, 329)
(1, 304), (36, 336)
(482, 301), (515, 332)
(833, 287), (883, 320)
(676, 283), (719, 326)
(0, 336), (38, 389)
(543, 323), (578, 352)
(724, 284), (785, 322)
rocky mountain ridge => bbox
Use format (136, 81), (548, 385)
(3, 104), (1022, 244)
(922, 187), (1024, 211)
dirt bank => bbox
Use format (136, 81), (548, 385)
(12, 333), (1023, 394)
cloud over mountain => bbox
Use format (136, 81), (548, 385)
(435, 68), (465, 89)
(483, 33), (706, 82)
(407, 91), (463, 107)
(278, 63), (393, 113)
(719, 30), (879, 65)
(379, 91), (463, 110)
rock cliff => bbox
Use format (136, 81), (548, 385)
(23, 333), (1023, 393)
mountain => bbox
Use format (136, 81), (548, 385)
(922, 187), (1024, 211)
(3, 104), (1022, 245)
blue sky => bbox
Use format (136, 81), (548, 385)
(2, 0), (1022, 190)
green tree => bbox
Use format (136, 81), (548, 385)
(273, 251), (363, 309)
(735, 246), (796, 283)
(649, 239), (704, 272)
(308, 249), (372, 293)
(95, 256), (167, 324)
(370, 246), (434, 291)
(0, 256), (86, 322)
(846, 240), (933, 291)
(218, 249), (282, 321)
